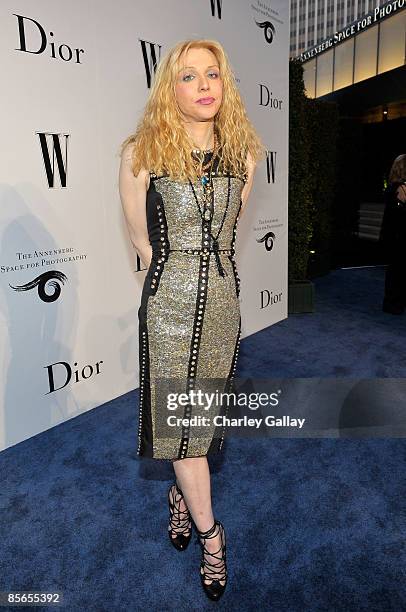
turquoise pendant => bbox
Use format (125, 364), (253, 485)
(201, 174), (209, 187)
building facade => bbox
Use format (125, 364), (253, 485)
(288, 0), (406, 259)
(290, 0), (391, 58)
(289, 0), (406, 99)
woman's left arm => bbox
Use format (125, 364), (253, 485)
(238, 151), (257, 219)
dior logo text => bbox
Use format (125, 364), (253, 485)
(14, 14), (84, 63)
(45, 360), (104, 393)
(260, 290), (282, 309)
(259, 85), (283, 111)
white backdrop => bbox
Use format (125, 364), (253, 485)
(0, 0), (289, 452)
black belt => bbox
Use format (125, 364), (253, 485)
(168, 247), (234, 276)
(169, 248), (234, 254)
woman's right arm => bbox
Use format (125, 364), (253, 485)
(118, 144), (152, 269)
(396, 182), (406, 203)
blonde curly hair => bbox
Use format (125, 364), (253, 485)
(119, 38), (266, 183)
(388, 154), (406, 185)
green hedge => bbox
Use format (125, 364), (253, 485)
(306, 98), (339, 273)
(288, 59), (312, 281)
(288, 59), (339, 281)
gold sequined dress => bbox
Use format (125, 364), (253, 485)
(137, 151), (245, 460)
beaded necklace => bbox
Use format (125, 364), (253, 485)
(189, 144), (231, 277)
(191, 131), (219, 220)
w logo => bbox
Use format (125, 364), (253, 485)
(135, 252), (147, 273)
(37, 132), (68, 188)
(139, 39), (162, 88)
(210, 0), (222, 18)
(265, 150), (277, 184)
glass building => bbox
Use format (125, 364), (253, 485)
(289, 0), (406, 264)
(289, 0), (406, 98)
(290, 0), (389, 58)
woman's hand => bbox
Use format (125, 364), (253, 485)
(396, 183), (406, 203)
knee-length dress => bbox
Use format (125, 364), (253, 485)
(137, 151), (245, 460)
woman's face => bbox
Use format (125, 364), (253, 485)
(174, 47), (223, 124)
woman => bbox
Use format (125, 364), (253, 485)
(119, 38), (265, 601)
(380, 154), (406, 315)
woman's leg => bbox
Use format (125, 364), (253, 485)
(173, 456), (213, 530)
(172, 456), (225, 584)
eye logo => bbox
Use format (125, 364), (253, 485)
(257, 232), (275, 251)
(255, 20), (276, 44)
(9, 270), (68, 303)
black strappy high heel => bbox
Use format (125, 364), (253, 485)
(167, 482), (192, 551)
(196, 520), (227, 601)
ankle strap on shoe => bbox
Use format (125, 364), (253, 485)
(197, 520), (220, 539)
(175, 481), (184, 497)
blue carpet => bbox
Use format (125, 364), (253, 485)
(240, 266), (406, 378)
(1, 267), (405, 611)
